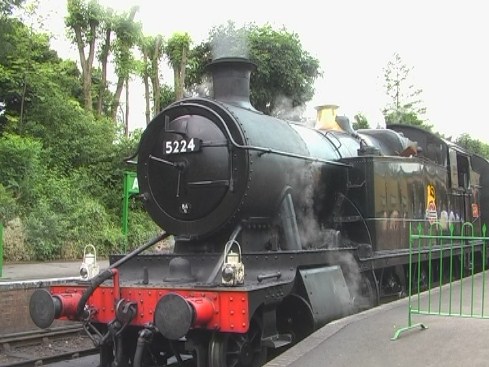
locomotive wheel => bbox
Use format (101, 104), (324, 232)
(208, 320), (267, 367)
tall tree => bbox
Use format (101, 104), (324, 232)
(382, 52), (430, 129)
(65, 0), (103, 111)
(166, 32), (191, 101)
(110, 6), (140, 123)
(96, 6), (115, 116)
(138, 35), (152, 125)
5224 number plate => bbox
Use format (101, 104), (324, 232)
(163, 138), (201, 155)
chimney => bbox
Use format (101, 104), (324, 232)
(206, 57), (256, 110)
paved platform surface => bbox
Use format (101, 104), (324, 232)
(266, 272), (489, 367)
(0, 260), (110, 282)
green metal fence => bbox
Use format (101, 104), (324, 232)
(392, 221), (489, 340)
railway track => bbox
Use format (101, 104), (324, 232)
(0, 325), (97, 367)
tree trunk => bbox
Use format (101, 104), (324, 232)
(97, 28), (111, 116)
(142, 48), (151, 125)
(125, 76), (129, 137)
(151, 35), (162, 116)
(175, 47), (187, 100)
(73, 22), (97, 112)
(111, 77), (124, 122)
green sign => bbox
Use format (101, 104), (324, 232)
(122, 171), (139, 237)
(127, 173), (139, 194)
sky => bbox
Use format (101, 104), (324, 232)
(35, 0), (489, 142)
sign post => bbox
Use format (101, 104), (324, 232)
(122, 171), (139, 238)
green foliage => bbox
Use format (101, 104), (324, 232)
(0, 134), (43, 206)
(159, 84), (176, 110)
(0, 9), (157, 260)
(0, 183), (17, 223)
(384, 110), (432, 130)
(112, 6), (141, 78)
(353, 113), (370, 130)
(0, 0), (25, 16)
(248, 24), (321, 116)
(383, 52), (430, 130)
(455, 133), (489, 159)
(166, 32), (191, 70)
(65, 0), (103, 44)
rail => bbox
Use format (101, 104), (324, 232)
(392, 221), (489, 340)
(0, 325), (97, 367)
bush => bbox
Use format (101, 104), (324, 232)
(0, 183), (17, 223)
(3, 217), (33, 262)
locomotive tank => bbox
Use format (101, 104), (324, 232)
(137, 57), (358, 241)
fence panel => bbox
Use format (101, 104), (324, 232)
(392, 222), (489, 340)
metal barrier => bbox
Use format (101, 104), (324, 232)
(392, 222), (489, 340)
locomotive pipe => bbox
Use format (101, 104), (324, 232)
(30, 289), (82, 329)
(279, 193), (302, 250)
(76, 232), (169, 318)
(154, 293), (214, 340)
(133, 328), (153, 367)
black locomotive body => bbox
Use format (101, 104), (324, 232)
(29, 58), (489, 367)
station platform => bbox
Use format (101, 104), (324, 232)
(0, 260), (110, 283)
(266, 272), (489, 367)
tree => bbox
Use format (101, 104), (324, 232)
(138, 34), (165, 122)
(353, 113), (370, 130)
(96, 6), (115, 116)
(186, 22), (322, 117)
(166, 32), (191, 101)
(382, 52), (430, 129)
(455, 133), (489, 159)
(248, 24), (321, 116)
(0, 0), (24, 16)
(138, 35), (152, 125)
(150, 35), (164, 115)
(65, 0), (104, 111)
(110, 6), (140, 124)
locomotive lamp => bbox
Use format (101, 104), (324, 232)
(80, 244), (100, 280)
(221, 241), (244, 286)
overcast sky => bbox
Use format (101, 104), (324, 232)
(37, 0), (489, 142)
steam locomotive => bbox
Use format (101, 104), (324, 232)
(29, 57), (489, 367)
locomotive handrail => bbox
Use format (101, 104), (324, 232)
(207, 224), (242, 283)
(167, 101), (352, 168)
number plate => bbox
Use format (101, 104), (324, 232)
(163, 138), (201, 155)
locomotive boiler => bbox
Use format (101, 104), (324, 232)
(29, 57), (489, 367)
